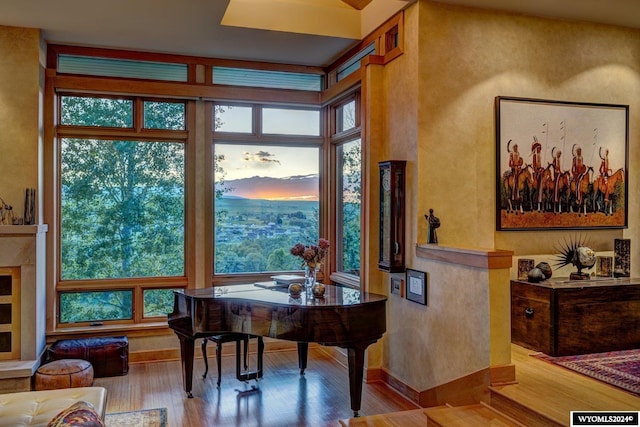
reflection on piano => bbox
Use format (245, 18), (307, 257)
(168, 284), (387, 416)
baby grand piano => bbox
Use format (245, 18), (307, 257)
(168, 284), (387, 416)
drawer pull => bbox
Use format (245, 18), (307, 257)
(524, 307), (534, 318)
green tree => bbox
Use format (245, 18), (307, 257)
(341, 141), (361, 274)
(59, 96), (186, 322)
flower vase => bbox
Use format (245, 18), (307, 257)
(304, 265), (318, 288)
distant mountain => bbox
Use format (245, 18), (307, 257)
(222, 174), (318, 200)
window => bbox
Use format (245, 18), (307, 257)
(336, 139), (361, 276)
(213, 104), (322, 275)
(213, 67), (322, 91)
(48, 47), (331, 329)
(336, 43), (375, 82)
(57, 94), (187, 325)
(58, 54), (188, 82)
(331, 97), (362, 284)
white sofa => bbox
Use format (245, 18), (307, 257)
(0, 387), (107, 427)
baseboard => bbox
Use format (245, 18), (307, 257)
(379, 366), (494, 408)
(490, 363), (517, 386)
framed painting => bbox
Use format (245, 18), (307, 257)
(405, 268), (426, 305)
(496, 96), (628, 231)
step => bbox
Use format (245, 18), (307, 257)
(338, 407), (432, 426)
(424, 402), (526, 427)
(489, 386), (564, 427)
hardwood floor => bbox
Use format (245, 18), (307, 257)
(94, 344), (640, 426)
(94, 345), (419, 427)
(492, 345), (640, 425)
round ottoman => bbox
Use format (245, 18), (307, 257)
(34, 359), (94, 391)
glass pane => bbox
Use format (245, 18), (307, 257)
(213, 67), (322, 91)
(61, 96), (133, 127)
(262, 108), (320, 136)
(214, 144), (319, 274)
(336, 100), (356, 133)
(143, 288), (179, 317)
(337, 42), (375, 82)
(337, 139), (361, 276)
(144, 101), (185, 130)
(58, 55), (188, 82)
(61, 138), (185, 280)
(59, 290), (133, 323)
(215, 105), (253, 133)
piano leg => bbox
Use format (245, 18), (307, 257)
(347, 345), (366, 417)
(177, 334), (195, 398)
(297, 342), (308, 375)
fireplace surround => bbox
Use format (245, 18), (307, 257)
(0, 225), (47, 392)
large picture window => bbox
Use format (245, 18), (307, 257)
(56, 94), (187, 326)
(213, 104), (322, 276)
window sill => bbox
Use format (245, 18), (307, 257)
(47, 322), (172, 342)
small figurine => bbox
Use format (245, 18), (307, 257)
(424, 208), (440, 244)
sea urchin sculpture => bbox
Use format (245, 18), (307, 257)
(554, 235), (596, 280)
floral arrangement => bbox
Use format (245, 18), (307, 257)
(290, 238), (330, 269)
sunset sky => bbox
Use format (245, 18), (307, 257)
(215, 143), (320, 200)
(213, 105), (322, 200)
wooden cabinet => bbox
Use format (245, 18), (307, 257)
(511, 278), (640, 356)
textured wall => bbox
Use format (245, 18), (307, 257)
(378, 0), (640, 393)
(417, 1), (640, 259)
(0, 25), (41, 221)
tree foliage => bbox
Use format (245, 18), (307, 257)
(59, 96), (185, 322)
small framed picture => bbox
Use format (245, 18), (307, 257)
(405, 268), (427, 305)
(390, 277), (404, 296)
(518, 259), (535, 280)
(596, 256), (613, 277)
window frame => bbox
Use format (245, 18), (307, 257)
(43, 23), (405, 330)
(53, 92), (191, 328)
(210, 101), (326, 283)
(329, 92), (363, 288)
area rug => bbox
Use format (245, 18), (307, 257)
(533, 349), (640, 396)
(105, 407), (167, 427)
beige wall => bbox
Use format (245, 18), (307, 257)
(2, 1), (640, 399)
(373, 0), (640, 393)
(417, 1), (640, 257)
(0, 25), (41, 221)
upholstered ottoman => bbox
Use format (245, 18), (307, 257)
(34, 359), (94, 391)
(46, 336), (129, 377)
(0, 386), (106, 427)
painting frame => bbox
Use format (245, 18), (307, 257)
(496, 96), (628, 231)
(405, 268), (427, 305)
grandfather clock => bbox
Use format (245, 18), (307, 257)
(378, 160), (406, 272)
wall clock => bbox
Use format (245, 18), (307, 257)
(378, 160), (406, 272)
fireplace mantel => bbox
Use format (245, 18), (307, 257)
(0, 224), (48, 236)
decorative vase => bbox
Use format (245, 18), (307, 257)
(311, 282), (325, 298)
(304, 265), (318, 288)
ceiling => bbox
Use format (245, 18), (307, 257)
(0, 0), (639, 67)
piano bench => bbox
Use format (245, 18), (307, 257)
(201, 334), (264, 387)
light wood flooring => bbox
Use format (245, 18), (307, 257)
(94, 344), (640, 427)
(95, 345), (419, 427)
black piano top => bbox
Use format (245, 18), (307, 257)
(176, 283), (386, 308)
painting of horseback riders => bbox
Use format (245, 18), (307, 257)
(496, 97), (628, 230)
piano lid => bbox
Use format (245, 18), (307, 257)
(176, 283), (386, 308)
